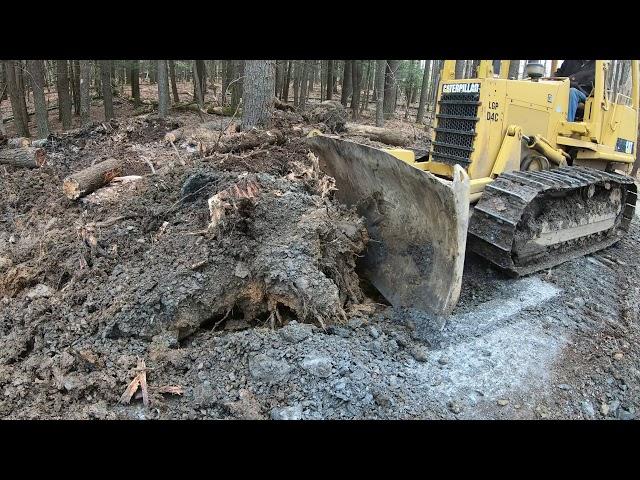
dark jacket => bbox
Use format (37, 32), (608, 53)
(555, 60), (595, 95)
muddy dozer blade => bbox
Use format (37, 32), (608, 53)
(306, 136), (470, 315)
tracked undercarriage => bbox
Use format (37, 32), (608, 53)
(468, 166), (637, 276)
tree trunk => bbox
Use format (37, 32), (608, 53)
(157, 60), (169, 118)
(193, 60), (205, 111)
(71, 60), (81, 116)
(362, 60), (373, 111)
(15, 61), (29, 126)
(63, 158), (123, 200)
(283, 60), (292, 102)
(275, 60), (282, 100)
(292, 61), (301, 107)
(383, 60), (399, 119)
(168, 60), (180, 103)
(100, 60), (114, 120)
(416, 60), (432, 124)
(130, 60), (140, 106)
(230, 60), (244, 110)
(79, 60), (92, 125)
(196, 60), (207, 95)
(341, 60), (352, 106)
(375, 60), (386, 127)
(508, 60), (520, 80)
(27, 60), (50, 138)
(0, 147), (46, 168)
(454, 60), (466, 79)
(299, 61), (310, 109)
(351, 60), (362, 120)
(241, 60), (275, 131)
(326, 59), (334, 101)
(3, 61), (30, 137)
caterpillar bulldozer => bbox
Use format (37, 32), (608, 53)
(307, 60), (638, 315)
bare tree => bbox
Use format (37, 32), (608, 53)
(383, 60), (400, 119)
(326, 60), (334, 101)
(71, 60), (81, 115)
(416, 60), (432, 124)
(157, 60), (169, 118)
(341, 60), (352, 106)
(130, 60), (140, 106)
(241, 60), (275, 130)
(168, 60), (180, 103)
(27, 60), (50, 138)
(375, 60), (386, 127)
(299, 61), (310, 109)
(56, 60), (73, 130)
(100, 60), (114, 120)
(79, 60), (92, 125)
(282, 61), (292, 102)
(351, 60), (362, 120)
(2, 60), (29, 136)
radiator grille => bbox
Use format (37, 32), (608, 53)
(431, 92), (480, 168)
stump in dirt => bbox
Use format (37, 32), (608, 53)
(7, 137), (31, 148)
(63, 158), (123, 200)
(0, 147), (46, 169)
(345, 123), (410, 147)
(164, 128), (184, 143)
(302, 100), (347, 133)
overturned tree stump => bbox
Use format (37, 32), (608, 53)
(0, 147), (46, 169)
(345, 123), (410, 147)
(63, 158), (123, 200)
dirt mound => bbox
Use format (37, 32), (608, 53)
(0, 119), (370, 418)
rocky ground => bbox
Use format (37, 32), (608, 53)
(0, 106), (638, 420)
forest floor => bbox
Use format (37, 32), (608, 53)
(0, 85), (638, 420)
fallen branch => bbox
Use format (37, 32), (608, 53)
(119, 358), (150, 407)
(63, 158), (123, 200)
(0, 147), (46, 169)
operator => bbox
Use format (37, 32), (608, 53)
(555, 60), (595, 122)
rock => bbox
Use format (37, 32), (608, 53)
(617, 408), (635, 421)
(330, 326), (351, 338)
(600, 402), (610, 416)
(279, 321), (313, 344)
(438, 356), (449, 365)
(225, 389), (266, 420)
(234, 262), (250, 279)
(410, 345), (429, 362)
(581, 400), (595, 418)
(249, 354), (292, 383)
(609, 399), (620, 416)
(497, 399), (509, 406)
(300, 355), (333, 378)
(613, 352), (624, 360)
(558, 383), (571, 391)
(448, 401), (462, 414)
(368, 326), (380, 339)
(271, 404), (303, 420)
(26, 284), (54, 300)
(0, 256), (12, 272)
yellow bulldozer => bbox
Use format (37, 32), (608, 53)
(307, 60), (638, 316)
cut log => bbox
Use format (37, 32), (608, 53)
(31, 138), (49, 148)
(63, 158), (123, 200)
(7, 137), (31, 148)
(345, 122), (410, 147)
(164, 128), (184, 143)
(0, 147), (46, 168)
(207, 106), (239, 116)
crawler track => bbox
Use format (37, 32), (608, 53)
(467, 166), (637, 276)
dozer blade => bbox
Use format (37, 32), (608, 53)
(306, 136), (470, 315)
